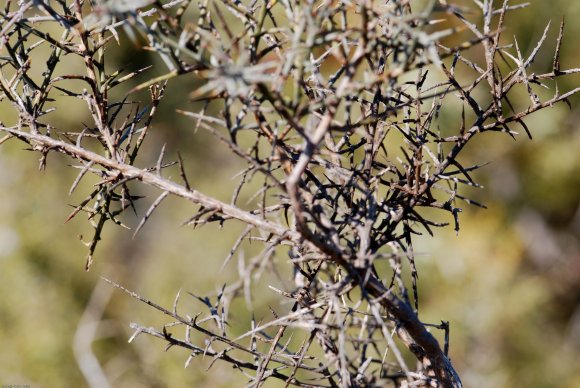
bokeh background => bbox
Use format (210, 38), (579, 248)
(1, 1), (579, 387)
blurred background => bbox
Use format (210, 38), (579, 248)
(1, 1), (579, 387)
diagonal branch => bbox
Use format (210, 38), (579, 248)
(0, 127), (294, 240)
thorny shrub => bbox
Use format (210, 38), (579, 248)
(1, 0), (579, 387)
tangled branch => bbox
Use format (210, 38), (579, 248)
(1, 0), (578, 386)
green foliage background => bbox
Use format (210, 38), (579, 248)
(1, 1), (579, 387)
